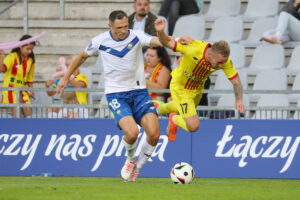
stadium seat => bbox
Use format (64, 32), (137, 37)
(239, 17), (278, 48)
(285, 45), (300, 76)
(209, 69), (247, 103)
(229, 43), (245, 69)
(214, 94), (250, 119)
(242, 0), (279, 21)
(252, 94), (289, 120)
(293, 99), (300, 119)
(250, 70), (287, 102)
(203, 0), (240, 21)
(172, 14), (205, 41)
(246, 44), (284, 75)
(288, 73), (300, 103)
(207, 16), (243, 43)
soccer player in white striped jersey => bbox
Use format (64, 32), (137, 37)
(56, 10), (163, 181)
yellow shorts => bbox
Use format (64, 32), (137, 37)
(1, 91), (31, 104)
(170, 83), (203, 118)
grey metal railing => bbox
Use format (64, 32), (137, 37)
(0, 87), (299, 119)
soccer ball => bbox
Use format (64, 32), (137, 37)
(170, 162), (195, 184)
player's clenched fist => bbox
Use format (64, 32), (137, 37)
(154, 18), (166, 32)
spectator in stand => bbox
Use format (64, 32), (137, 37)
(45, 56), (89, 118)
(158, 0), (201, 35)
(144, 46), (171, 102)
(128, 0), (157, 36)
(261, 0), (300, 44)
(0, 35), (36, 118)
(57, 91), (89, 118)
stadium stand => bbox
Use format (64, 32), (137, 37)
(229, 43), (246, 69)
(252, 94), (289, 119)
(250, 70), (287, 102)
(242, 0), (279, 21)
(209, 69), (248, 103)
(172, 14), (205, 41)
(216, 94), (250, 118)
(293, 99), (300, 119)
(207, 16), (243, 43)
(246, 44), (285, 75)
(289, 73), (300, 103)
(203, 0), (240, 21)
(0, 0), (299, 120)
(285, 45), (300, 75)
(239, 17), (278, 48)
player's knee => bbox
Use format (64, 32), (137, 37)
(147, 128), (160, 144)
(124, 128), (139, 143)
(187, 122), (200, 132)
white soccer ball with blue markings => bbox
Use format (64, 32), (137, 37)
(170, 162), (195, 184)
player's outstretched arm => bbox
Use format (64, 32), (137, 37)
(149, 37), (163, 47)
(154, 18), (175, 49)
(230, 75), (246, 113)
(56, 51), (89, 94)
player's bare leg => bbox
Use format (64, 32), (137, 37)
(119, 116), (139, 181)
(128, 113), (160, 181)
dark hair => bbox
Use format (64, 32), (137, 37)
(147, 46), (171, 72)
(109, 10), (128, 23)
(147, 47), (172, 102)
(11, 34), (36, 64)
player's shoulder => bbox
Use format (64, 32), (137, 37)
(192, 40), (210, 47)
(92, 31), (110, 42)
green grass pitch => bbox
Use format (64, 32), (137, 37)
(0, 177), (299, 200)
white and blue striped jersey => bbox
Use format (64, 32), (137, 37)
(85, 30), (153, 94)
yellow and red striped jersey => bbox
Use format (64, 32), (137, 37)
(2, 52), (35, 88)
(172, 40), (238, 92)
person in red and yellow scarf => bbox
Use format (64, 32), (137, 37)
(144, 46), (171, 102)
(0, 35), (36, 117)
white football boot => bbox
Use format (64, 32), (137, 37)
(121, 160), (136, 181)
(128, 167), (139, 182)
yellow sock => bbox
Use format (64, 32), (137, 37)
(173, 115), (189, 132)
(158, 101), (177, 115)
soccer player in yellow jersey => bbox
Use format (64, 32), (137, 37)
(154, 18), (246, 141)
(0, 35), (36, 118)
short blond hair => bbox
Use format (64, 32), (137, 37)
(211, 40), (230, 57)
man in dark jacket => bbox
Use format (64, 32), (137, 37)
(158, 0), (200, 35)
(128, 0), (157, 36)
(261, 0), (300, 44)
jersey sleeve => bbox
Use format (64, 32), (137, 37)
(173, 40), (193, 55)
(133, 30), (153, 46)
(85, 35), (102, 56)
(3, 53), (14, 72)
(222, 58), (238, 80)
